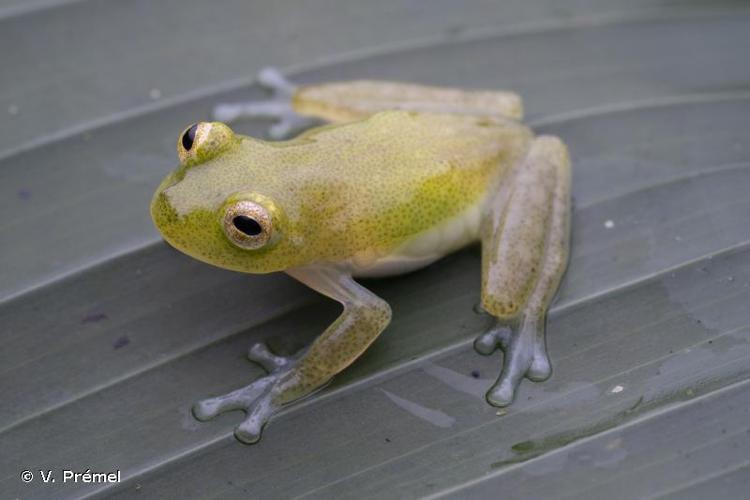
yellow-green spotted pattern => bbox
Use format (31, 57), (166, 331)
(151, 111), (532, 274)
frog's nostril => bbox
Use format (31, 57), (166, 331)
(182, 124), (199, 151)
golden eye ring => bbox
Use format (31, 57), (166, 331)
(177, 122), (238, 167)
(222, 201), (272, 250)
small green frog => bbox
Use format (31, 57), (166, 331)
(151, 69), (571, 444)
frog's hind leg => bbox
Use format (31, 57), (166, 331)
(214, 67), (524, 139)
(475, 136), (571, 407)
(212, 67), (319, 139)
(292, 80), (523, 123)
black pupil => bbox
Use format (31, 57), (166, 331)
(233, 215), (262, 236)
(182, 124), (198, 151)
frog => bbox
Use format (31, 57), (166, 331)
(150, 68), (571, 444)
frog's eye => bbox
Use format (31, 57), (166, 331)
(177, 122), (236, 166)
(181, 123), (199, 151)
(222, 200), (272, 250)
(178, 122), (205, 163)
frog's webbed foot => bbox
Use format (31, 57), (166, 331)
(192, 342), (299, 444)
(212, 67), (317, 139)
(477, 136), (571, 407)
(474, 317), (551, 406)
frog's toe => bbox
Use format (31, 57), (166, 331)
(473, 324), (511, 355)
(192, 375), (275, 421)
(212, 100), (290, 122)
(486, 377), (517, 407)
(483, 318), (551, 407)
(247, 342), (292, 373)
(486, 344), (527, 407)
(211, 100), (317, 139)
(255, 66), (297, 96)
(268, 114), (316, 140)
(234, 394), (277, 444)
(212, 101), (288, 123)
(527, 342), (552, 382)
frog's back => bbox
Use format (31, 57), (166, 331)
(257, 111), (533, 265)
(295, 110), (530, 181)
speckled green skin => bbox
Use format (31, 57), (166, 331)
(151, 113), (531, 274)
(150, 77), (571, 444)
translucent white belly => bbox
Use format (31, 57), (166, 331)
(348, 201), (483, 278)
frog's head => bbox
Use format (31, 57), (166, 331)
(150, 122), (303, 274)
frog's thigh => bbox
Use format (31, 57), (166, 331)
(481, 136), (570, 315)
(273, 266), (392, 405)
(477, 135), (571, 406)
(293, 81), (524, 123)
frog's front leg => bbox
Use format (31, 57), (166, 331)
(193, 265), (391, 443)
(475, 136), (571, 406)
